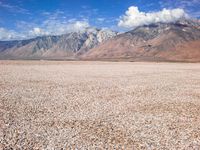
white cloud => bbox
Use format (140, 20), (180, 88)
(0, 28), (21, 40)
(27, 20), (90, 37)
(118, 6), (187, 29)
(69, 21), (89, 31)
(0, 20), (90, 40)
(29, 27), (45, 36)
(42, 20), (90, 35)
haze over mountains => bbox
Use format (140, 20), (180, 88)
(0, 19), (200, 62)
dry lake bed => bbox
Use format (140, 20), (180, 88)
(0, 61), (200, 149)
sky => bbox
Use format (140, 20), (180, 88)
(0, 0), (200, 40)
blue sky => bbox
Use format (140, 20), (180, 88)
(0, 0), (200, 40)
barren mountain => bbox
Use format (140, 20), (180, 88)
(82, 19), (200, 62)
(0, 28), (117, 59)
(0, 19), (200, 61)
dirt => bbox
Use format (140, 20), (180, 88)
(0, 61), (200, 149)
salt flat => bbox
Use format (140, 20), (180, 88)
(1, 61), (200, 149)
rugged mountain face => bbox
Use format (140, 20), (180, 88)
(0, 28), (117, 59)
(82, 19), (200, 62)
(1, 19), (200, 61)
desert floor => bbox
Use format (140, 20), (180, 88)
(0, 61), (200, 149)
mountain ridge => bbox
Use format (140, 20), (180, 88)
(81, 19), (200, 62)
(0, 19), (200, 62)
(0, 28), (118, 59)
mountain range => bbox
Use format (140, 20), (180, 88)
(0, 19), (200, 62)
(0, 28), (117, 60)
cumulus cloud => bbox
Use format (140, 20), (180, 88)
(118, 6), (187, 29)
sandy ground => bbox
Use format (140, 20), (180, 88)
(0, 61), (200, 149)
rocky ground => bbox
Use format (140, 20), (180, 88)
(0, 61), (200, 149)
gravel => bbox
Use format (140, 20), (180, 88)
(0, 61), (200, 149)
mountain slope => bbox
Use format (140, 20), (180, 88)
(0, 28), (117, 59)
(82, 20), (200, 62)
